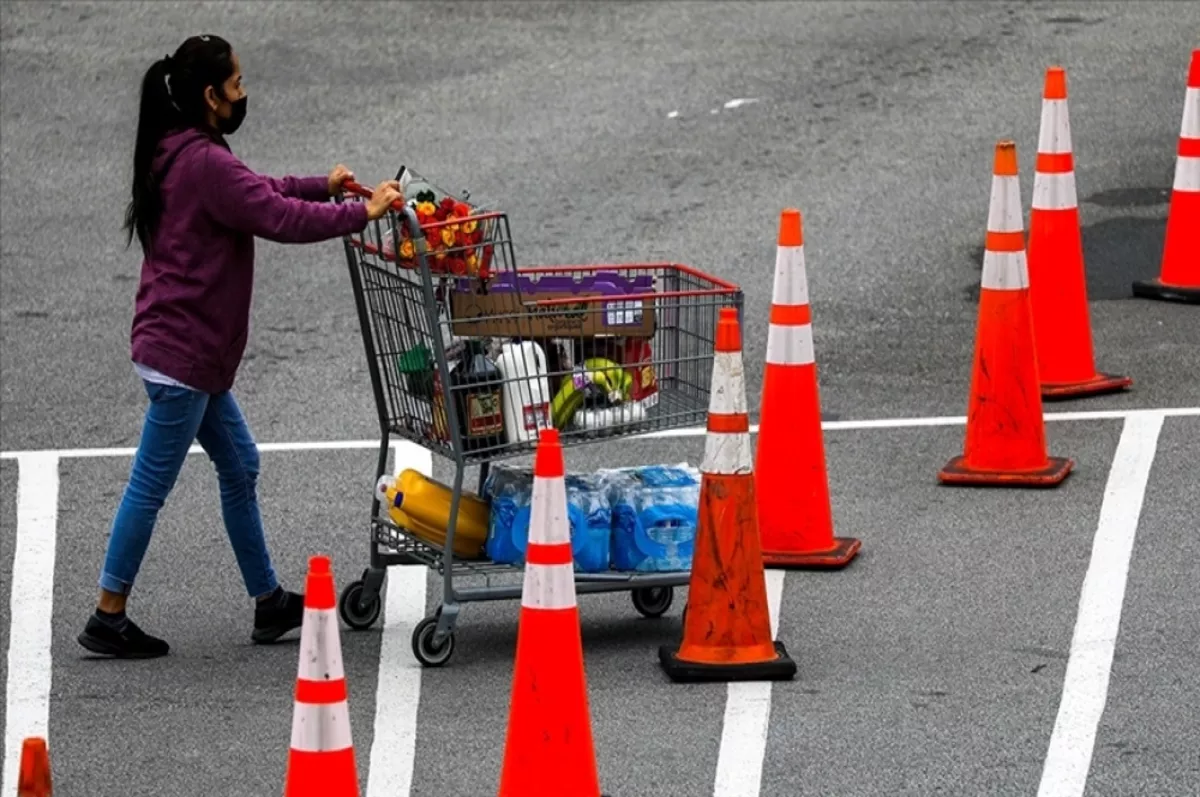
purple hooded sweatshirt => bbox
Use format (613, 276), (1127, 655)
(130, 127), (369, 394)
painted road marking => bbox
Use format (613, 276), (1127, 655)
(3, 407), (1198, 460)
(712, 569), (786, 797)
(0, 439), (389, 461)
(0, 409), (1190, 793)
(1, 454), (59, 797)
(1036, 412), (1165, 797)
(365, 441), (433, 797)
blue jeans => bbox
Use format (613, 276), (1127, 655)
(100, 381), (279, 599)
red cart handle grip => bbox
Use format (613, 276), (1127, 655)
(341, 179), (408, 212)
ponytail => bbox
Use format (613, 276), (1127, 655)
(122, 35), (235, 253)
(123, 57), (178, 252)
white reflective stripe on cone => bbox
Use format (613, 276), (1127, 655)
(765, 322), (815, 366)
(296, 608), (345, 682)
(986, 175), (1023, 233)
(707, 351), (748, 415)
(981, 250), (1030, 291)
(528, 474), (568, 546)
(772, 245), (809, 306)
(1038, 99), (1072, 154)
(1032, 171), (1079, 211)
(1174, 155), (1200, 192)
(290, 699), (354, 753)
(1181, 88), (1199, 138)
(702, 431), (753, 476)
(521, 562), (577, 610)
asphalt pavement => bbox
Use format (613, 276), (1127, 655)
(2, 2), (1198, 796)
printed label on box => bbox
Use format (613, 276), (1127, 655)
(605, 300), (644, 327)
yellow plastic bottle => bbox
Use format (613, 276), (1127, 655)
(374, 470), (490, 560)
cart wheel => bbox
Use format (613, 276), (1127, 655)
(631, 586), (674, 618)
(412, 615), (455, 667)
(338, 580), (382, 631)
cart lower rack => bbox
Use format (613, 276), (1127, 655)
(335, 176), (743, 666)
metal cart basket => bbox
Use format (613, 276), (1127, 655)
(335, 175), (743, 666)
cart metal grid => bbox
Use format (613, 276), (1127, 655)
(334, 176), (744, 666)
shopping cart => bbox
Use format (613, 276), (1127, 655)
(335, 172), (744, 666)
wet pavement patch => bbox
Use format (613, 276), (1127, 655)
(960, 211), (1169, 303)
(963, 244), (985, 303)
(1081, 216), (1168, 299)
(1045, 14), (1106, 26)
(1083, 187), (1171, 209)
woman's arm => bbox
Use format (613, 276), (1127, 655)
(264, 174), (331, 202)
(199, 147), (368, 244)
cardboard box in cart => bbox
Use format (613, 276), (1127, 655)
(448, 272), (657, 339)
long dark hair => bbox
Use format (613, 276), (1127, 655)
(123, 34), (236, 252)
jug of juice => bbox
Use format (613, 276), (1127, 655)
(375, 471), (490, 560)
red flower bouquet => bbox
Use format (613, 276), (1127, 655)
(381, 175), (494, 278)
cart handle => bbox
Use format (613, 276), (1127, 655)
(341, 179), (409, 212)
(341, 179), (504, 228)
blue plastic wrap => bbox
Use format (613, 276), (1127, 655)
(483, 465), (532, 567)
(483, 465), (611, 572)
(601, 464), (700, 572)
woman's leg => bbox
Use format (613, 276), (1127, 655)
(195, 389), (304, 643)
(78, 381), (209, 658)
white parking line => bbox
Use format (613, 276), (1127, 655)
(1, 454), (59, 797)
(712, 569), (786, 797)
(0, 407), (1192, 794)
(1036, 412), (1165, 797)
(2, 407), (1197, 460)
(365, 441), (433, 797)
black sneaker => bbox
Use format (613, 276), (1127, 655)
(77, 611), (170, 659)
(252, 587), (305, 644)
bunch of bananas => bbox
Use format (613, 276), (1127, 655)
(549, 358), (633, 429)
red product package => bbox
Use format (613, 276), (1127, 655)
(623, 338), (659, 408)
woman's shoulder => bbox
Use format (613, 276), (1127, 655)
(162, 128), (237, 167)
(164, 129), (256, 192)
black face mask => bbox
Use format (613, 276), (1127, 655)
(218, 95), (247, 135)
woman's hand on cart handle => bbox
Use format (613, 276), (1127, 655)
(359, 179), (404, 221)
(327, 164), (355, 197)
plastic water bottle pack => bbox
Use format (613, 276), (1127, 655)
(483, 465), (611, 572)
(483, 462), (700, 574)
(600, 464), (701, 572)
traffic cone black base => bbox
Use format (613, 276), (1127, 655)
(1131, 279), (1200, 304)
(659, 641), (797, 684)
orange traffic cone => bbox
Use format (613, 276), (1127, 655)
(1133, 48), (1200, 303)
(659, 307), (797, 682)
(755, 209), (861, 569)
(498, 427), (605, 797)
(17, 737), (51, 797)
(939, 141), (1074, 488)
(1027, 66), (1133, 399)
(284, 555), (359, 797)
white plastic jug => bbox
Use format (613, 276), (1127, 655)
(496, 341), (551, 443)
